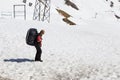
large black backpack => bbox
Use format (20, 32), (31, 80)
(26, 28), (38, 46)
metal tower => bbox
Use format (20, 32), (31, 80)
(33, 0), (51, 22)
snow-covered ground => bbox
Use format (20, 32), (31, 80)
(0, 18), (120, 80)
(1, 0), (120, 80)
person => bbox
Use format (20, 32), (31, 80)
(35, 29), (45, 62)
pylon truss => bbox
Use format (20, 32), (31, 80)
(33, 0), (51, 22)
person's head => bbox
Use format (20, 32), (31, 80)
(39, 29), (45, 36)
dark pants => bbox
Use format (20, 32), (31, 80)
(35, 43), (42, 61)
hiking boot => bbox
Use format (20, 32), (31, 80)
(39, 60), (43, 62)
(35, 60), (43, 62)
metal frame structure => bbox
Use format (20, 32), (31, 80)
(13, 4), (26, 20)
(33, 0), (51, 22)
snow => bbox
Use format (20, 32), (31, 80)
(0, 18), (120, 80)
(0, 0), (120, 80)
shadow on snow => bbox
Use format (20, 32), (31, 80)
(4, 58), (34, 63)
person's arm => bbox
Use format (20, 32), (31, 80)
(37, 36), (42, 47)
(37, 36), (42, 42)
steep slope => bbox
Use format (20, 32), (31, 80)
(0, 0), (120, 22)
(51, 0), (119, 25)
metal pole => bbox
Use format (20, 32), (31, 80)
(39, 4), (40, 21)
(24, 5), (26, 20)
(13, 5), (15, 18)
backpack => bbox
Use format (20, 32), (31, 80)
(26, 28), (38, 46)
